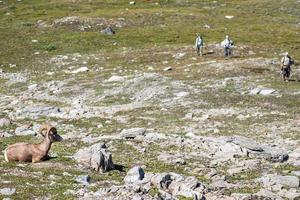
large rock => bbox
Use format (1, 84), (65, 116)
(157, 153), (186, 165)
(229, 136), (288, 162)
(120, 128), (146, 139)
(168, 176), (205, 199)
(73, 143), (114, 172)
(124, 166), (145, 184)
(0, 118), (11, 127)
(150, 173), (205, 199)
(254, 189), (283, 200)
(101, 27), (115, 35)
(15, 125), (36, 136)
(260, 174), (300, 189)
(0, 188), (16, 196)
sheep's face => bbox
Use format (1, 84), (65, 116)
(48, 127), (63, 142)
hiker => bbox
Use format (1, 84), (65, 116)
(195, 33), (204, 56)
(281, 52), (294, 81)
(222, 35), (234, 57)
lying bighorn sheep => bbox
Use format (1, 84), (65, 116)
(4, 124), (63, 163)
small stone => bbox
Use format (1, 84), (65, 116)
(163, 67), (172, 71)
(106, 75), (125, 82)
(63, 172), (72, 176)
(70, 67), (89, 74)
(225, 15), (234, 19)
(101, 27), (115, 35)
(75, 175), (90, 185)
(129, 1), (136, 5)
(28, 83), (38, 91)
(203, 24), (211, 29)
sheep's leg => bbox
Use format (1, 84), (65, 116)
(32, 157), (42, 163)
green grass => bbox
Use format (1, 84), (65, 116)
(1, 0), (299, 72)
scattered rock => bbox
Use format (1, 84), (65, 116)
(173, 52), (186, 59)
(157, 153), (186, 165)
(225, 15), (234, 19)
(74, 143), (114, 172)
(129, 1), (136, 5)
(203, 24), (211, 29)
(292, 171), (300, 176)
(75, 175), (90, 185)
(0, 188), (16, 196)
(28, 83), (38, 91)
(106, 75), (125, 82)
(101, 27), (115, 35)
(15, 125), (36, 136)
(120, 128), (146, 139)
(163, 67), (172, 71)
(260, 174), (300, 189)
(124, 166), (145, 184)
(0, 118), (11, 127)
(249, 88), (276, 95)
(255, 189), (283, 200)
(71, 67), (89, 74)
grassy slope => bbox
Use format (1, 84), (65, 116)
(0, 0), (299, 71)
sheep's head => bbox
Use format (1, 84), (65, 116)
(39, 124), (63, 142)
(48, 127), (63, 142)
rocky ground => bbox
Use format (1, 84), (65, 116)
(0, 43), (299, 200)
(0, 0), (300, 200)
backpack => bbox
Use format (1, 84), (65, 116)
(224, 39), (231, 48)
(282, 56), (293, 66)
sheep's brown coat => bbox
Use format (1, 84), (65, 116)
(4, 124), (62, 163)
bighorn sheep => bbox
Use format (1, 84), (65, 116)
(4, 124), (63, 163)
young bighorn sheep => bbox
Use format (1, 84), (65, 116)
(4, 124), (63, 163)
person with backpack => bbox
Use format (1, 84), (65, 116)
(195, 33), (204, 56)
(222, 35), (234, 57)
(281, 52), (294, 81)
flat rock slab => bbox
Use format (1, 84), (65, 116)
(0, 188), (16, 196)
(106, 75), (125, 82)
(0, 118), (11, 127)
(260, 174), (300, 188)
(120, 128), (146, 139)
(249, 88), (275, 95)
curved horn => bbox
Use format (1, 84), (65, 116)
(48, 127), (57, 135)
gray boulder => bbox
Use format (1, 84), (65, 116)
(254, 189), (283, 200)
(0, 118), (11, 127)
(120, 128), (146, 139)
(15, 125), (36, 136)
(150, 173), (205, 199)
(73, 143), (114, 172)
(168, 176), (205, 199)
(157, 153), (186, 165)
(101, 27), (115, 35)
(124, 166), (145, 184)
(0, 188), (16, 196)
(228, 136), (288, 162)
(260, 174), (299, 189)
